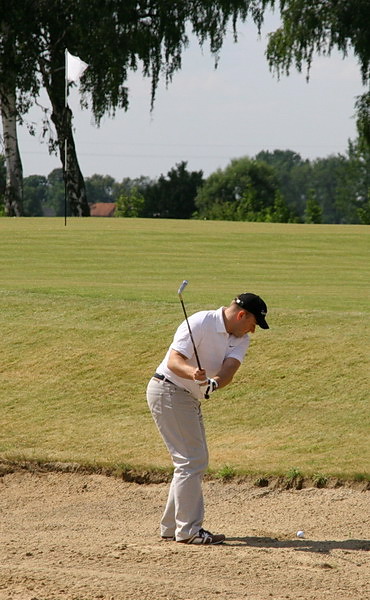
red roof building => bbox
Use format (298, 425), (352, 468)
(90, 203), (116, 217)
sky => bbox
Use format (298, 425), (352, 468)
(12, 13), (366, 182)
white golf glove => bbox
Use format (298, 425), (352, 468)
(204, 378), (218, 398)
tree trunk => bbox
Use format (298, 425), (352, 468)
(0, 87), (23, 216)
(50, 102), (90, 217)
(40, 41), (89, 218)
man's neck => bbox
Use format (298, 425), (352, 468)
(222, 306), (233, 334)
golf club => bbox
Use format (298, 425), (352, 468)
(177, 280), (202, 370)
(177, 280), (218, 399)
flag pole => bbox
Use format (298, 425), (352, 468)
(64, 48), (68, 227)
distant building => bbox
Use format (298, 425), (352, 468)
(90, 202), (116, 217)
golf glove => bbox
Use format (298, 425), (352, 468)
(204, 378), (218, 398)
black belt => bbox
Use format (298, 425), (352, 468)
(153, 372), (175, 385)
(153, 373), (190, 395)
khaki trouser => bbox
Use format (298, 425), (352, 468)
(146, 376), (209, 541)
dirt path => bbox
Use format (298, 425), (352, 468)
(0, 471), (369, 600)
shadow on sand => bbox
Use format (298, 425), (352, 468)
(225, 536), (370, 554)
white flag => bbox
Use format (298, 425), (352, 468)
(66, 50), (88, 83)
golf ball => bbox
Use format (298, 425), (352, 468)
(296, 530), (305, 538)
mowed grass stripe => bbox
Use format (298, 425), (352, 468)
(0, 218), (369, 478)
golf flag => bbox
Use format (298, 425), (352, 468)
(66, 50), (88, 83)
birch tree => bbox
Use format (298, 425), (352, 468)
(0, 18), (23, 215)
(1, 0), (262, 216)
(0, 1), (41, 216)
(0, 67), (23, 216)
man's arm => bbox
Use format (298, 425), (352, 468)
(167, 349), (207, 382)
(167, 350), (241, 389)
(213, 357), (241, 389)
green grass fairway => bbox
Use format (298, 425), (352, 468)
(0, 218), (369, 480)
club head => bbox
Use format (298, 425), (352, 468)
(178, 280), (188, 295)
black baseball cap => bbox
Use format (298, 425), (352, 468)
(235, 293), (269, 329)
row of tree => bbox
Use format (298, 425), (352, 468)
(1, 1), (369, 218)
(3, 139), (368, 223)
(113, 138), (370, 224)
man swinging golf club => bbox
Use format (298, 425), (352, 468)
(146, 283), (269, 545)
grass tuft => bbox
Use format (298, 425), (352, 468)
(215, 465), (237, 481)
(313, 473), (328, 488)
(285, 467), (304, 489)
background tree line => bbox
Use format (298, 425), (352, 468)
(2, 136), (368, 224)
(1, 1), (369, 218)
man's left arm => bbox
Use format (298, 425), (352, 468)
(213, 357), (241, 389)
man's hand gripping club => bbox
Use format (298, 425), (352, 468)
(194, 368), (219, 398)
(167, 350), (219, 399)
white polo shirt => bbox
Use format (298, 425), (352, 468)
(156, 307), (250, 399)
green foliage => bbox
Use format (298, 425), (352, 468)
(3, 1), (370, 222)
(114, 162), (203, 219)
(75, 2), (255, 122)
(308, 156), (345, 223)
(337, 138), (370, 223)
(266, 190), (296, 223)
(143, 161), (203, 218)
(286, 467), (303, 488)
(195, 157), (278, 220)
(313, 473), (328, 488)
(23, 175), (47, 217)
(16, 138), (370, 223)
(357, 193), (370, 225)
(85, 174), (115, 204)
(216, 465), (237, 481)
(263, 0), (370, 147)
(22, 170), (67, 217)
(256, 149), (310, 216)
(286, 467), (302, 481)
(113, 176), (153, 208)
(353, 473), (369, 483)
(115, 187), (145, 218)
(0, 1), (40, 113)
(304, 189), (322, 224)
(3, 2), (255, 218)
(45, 169), (65, 217)
(355, 93), (370, 148)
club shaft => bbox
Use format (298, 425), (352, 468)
(179, 297), (202, 370)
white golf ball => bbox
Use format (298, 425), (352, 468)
(296, 530), (305, 538)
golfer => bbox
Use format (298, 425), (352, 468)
(146, 292), (269, 545)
